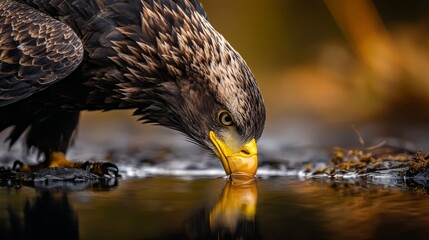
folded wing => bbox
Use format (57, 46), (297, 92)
(0, 0), (83, 106)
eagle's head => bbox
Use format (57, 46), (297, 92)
(109, 0), (265, 176)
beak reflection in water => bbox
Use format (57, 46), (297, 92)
(209, 179), (258, 234)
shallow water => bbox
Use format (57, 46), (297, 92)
(1, 177), (429, 240)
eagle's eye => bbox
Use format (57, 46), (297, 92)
(218, 110), (234, 127)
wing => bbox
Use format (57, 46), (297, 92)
(0, 0), (84, 107)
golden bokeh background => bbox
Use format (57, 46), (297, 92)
(200, 0), (429, 125)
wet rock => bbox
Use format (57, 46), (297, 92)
(32, 168), (99, 182)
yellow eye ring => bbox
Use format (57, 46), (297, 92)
(218, 110), (234, 127)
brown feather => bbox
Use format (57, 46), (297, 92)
(0, 0), (83, 106)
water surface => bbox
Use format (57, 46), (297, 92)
(1, 177), (429, 240)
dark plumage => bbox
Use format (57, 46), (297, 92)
(0, 0), (265, 175)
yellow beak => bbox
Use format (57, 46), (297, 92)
(209, 131), (258, 176)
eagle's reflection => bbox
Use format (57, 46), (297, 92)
(1, 179), (260, 239)
(184, 179), (260, 240)
(209, 179), (258, 232)
(0, 179), (118, 240)
(1, 191), (78, 240)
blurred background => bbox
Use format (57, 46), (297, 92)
(200, 0), (429, 124)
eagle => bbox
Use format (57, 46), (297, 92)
(0, 0), (265, 177)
